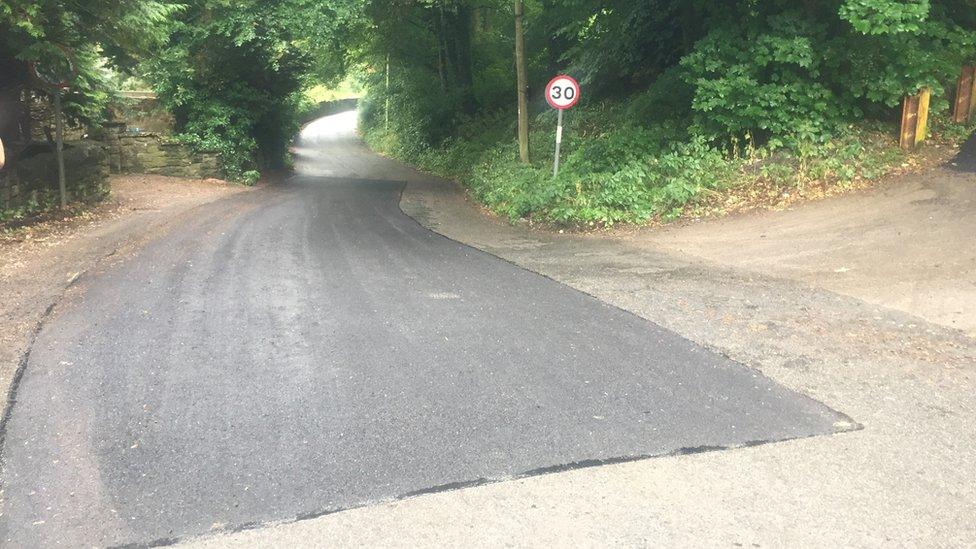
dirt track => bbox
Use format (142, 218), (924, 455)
(0, 175), (245, 420)
(631, 166), (976, 337)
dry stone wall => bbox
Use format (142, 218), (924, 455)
(0, 142), (110, 218)
(1, 93), (224, 221)
(102, 132), (220, 179)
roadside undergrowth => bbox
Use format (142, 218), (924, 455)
(364, 96), (974, 229)
(0, 202), (110, 238)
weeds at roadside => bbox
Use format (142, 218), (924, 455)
(365, 97), (974, 229)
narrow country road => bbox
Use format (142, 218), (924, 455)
(0, 112), (849, 547)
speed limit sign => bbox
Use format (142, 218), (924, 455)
(545, 74), (580, 176)
(545, 75), (580, 110)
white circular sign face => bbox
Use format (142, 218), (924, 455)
(545, 75), (580, 110)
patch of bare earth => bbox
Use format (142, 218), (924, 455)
(688, 131), (963, 221)
(628, 165), (976, 336)
(0, 174), (246, 416)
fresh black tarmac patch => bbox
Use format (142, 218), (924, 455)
(1, 117), (853, 547)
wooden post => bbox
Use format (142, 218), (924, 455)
(54, 90), (67, 208)
(915, 87), (930, 147)
(953, 65), (975, 123)
(900, 88), (930, 151)
(514, 0), (530, 164)
(971, 69), (976, 123)
(385, 53), (390, 132)
(900, 94), (919, 150)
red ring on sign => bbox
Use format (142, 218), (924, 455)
(545, 74), (580, 110)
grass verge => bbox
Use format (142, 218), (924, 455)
(364, 96), (974, 228)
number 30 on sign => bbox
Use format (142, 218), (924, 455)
(546, 75), (580, 110)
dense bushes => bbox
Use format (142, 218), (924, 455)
(2, 0), (365, 183)
(6, 0), (973, 210)
(359, 0), (976, 225)
(0, 1), (179, 144)
(680, 3), (976, 142)
(144, 0), (365, 181)
(680, 14), (845, 143)
(364, 92), (736, 225)
(144, 2), (302, 180)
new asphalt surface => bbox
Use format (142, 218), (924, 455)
(0, 112), (849, 546)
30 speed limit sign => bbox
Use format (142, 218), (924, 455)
(545, 75), (580, 110)
(545, 75), (580, 176)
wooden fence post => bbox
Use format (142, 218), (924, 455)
(900, 88), (930, 151)
(953, 65), (976, 123)
(916, 87), (930, 147)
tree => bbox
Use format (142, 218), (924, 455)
(144, 0), (367, 178)
(0, 1), (180, 143)
(514, 0), (529, 163)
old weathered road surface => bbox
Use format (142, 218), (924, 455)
(1, 112), (849, 547)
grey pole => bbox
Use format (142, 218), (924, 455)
(553, 108), (563, 177)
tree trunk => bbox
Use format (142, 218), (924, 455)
(514, 0), (530, 164)
(385, 53), (391, 131)
(452, 4), (475, 113)
(436, 9), (447, 91)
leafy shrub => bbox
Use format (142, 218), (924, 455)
(365, 94), (734, 226)
(839, 0), (930, 34)
(145, 0), (360, 183)
(681, 12), (846, 144)
(357, 0), (976, 227)
(167, 98), (260, 182)
(242, 170), (261, 186)
(624, 66), (694, 126)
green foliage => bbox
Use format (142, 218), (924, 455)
(550, 139), (731, 224)
(356, 0), (975, 225)
(681, 11), (845, 143)
(0, 0), (179, 61)
(8, 0), (970, 224)
(242, 170), (261, 186)
(839, 0), (931, 34)
(365, 92), (734, 226)
(624, 66), (694, 126)
(0, 1), (180, 130)
(679, 3), (975, 141)
(144, 0), (367, 181)
(0, 191), (53, 222)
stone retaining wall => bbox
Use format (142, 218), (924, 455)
(1, 94), (224, 221)
(0, 142), (110, 218)
(100, 94), (223, 180)
(102, 133), (221, 179)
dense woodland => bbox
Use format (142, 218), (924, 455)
(2, 0), (976, 223)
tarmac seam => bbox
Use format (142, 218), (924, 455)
(128, 427), (864, 549)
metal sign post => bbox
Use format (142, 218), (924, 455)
(554, 109), (563, 177)
(545, 74), (580, 177)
